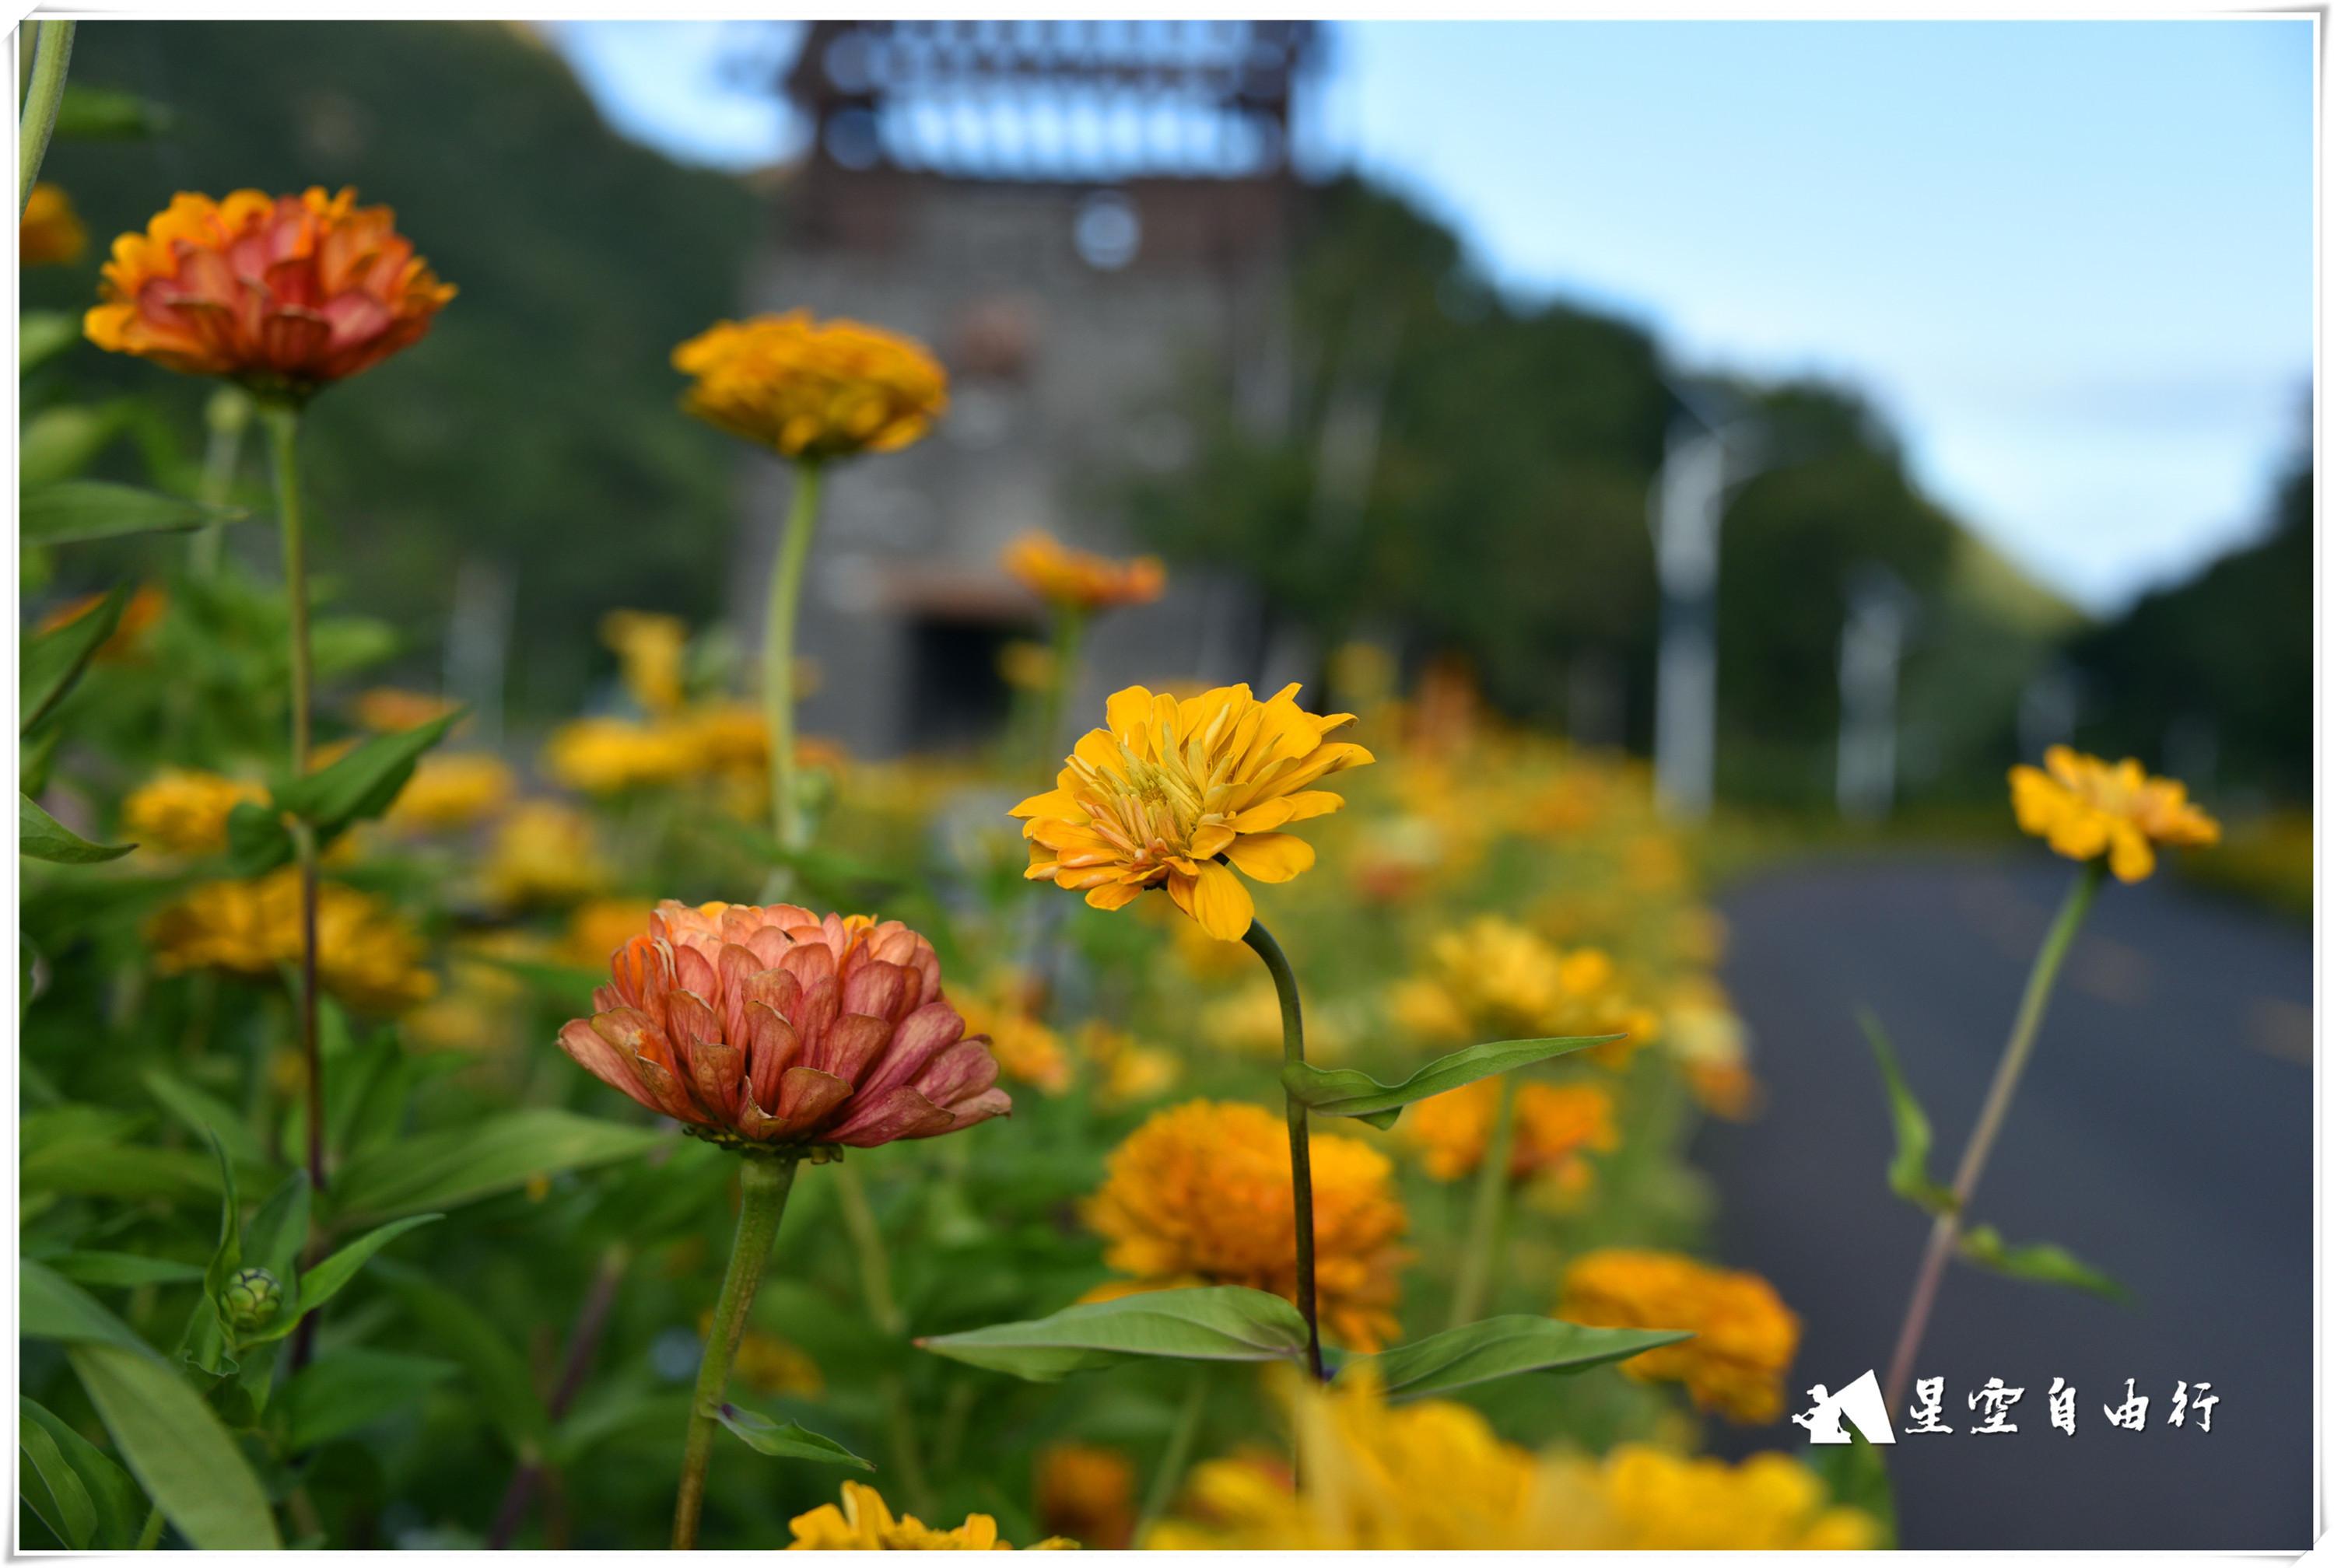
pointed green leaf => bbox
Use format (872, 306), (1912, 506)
(21, 311), (80, 373)
(1958, 1225), (2129, 1301)
(22, 1260), (149, 1350)
(272, 709), (464, 839)
(292, 1214), (442, 1316)
(142, 1068), (269, 1172)
(20, 481), (240, 546)
(329, 1109), (668, 1223)
(20, 726), (61, 796)
(1282, 1034), (1619, 1130)
(222, 799), (294, 877)
(714, 1404), (874, 1469)
(19, 793), (134, 863)
(66, 1342), (281, 1549)
(1345, 1315), (1694, 1402)
(22, 1397), (143, 1550)
(19, 1405), (98, 1546)
(54, 82), (174, 139)
(276, 1349), (454, 1451)
(22, 583), (129, 733)
(1858, 1011), (1958, 1216)
(917, 1286), (1309, 1381)
(49, 1251), (208, 1288)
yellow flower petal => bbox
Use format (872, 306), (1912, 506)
(1224, 832), (1315, 884)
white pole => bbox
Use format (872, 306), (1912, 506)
(1652, 424), (1728, 820)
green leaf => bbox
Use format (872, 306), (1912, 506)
(329, 1108), (668, 1223)
(1343, 1315), (1692, 1402)
(21, 311), (81, 373)
(20, 482), (240, 547)
(22, 1397), (143, 1550)
(53, 82), (174, 139)
(142, 1068), (270, 1172)
(19, 406), (130, 489)
(1958, 1225), (2129, 1301)
(1859, 1010), (1958, 1216)
(20, 726), (61, 796)
(272, 709), (464, 839)
(242, 1171), (314, 1285)
(277, 1349), (454, 1451)
(222, 800), (294, 877)
(291, 1214), (442, 1316)
(371, 1262), (551, 1453)
(22, 583), (128, 733)
(917, 1286), (1310, 1381)
(714, 1404), (874, 1469)
(19, 1404), (99, 1546)
(19, 793), (134, 863)
(22, 1259), (151, 1350)
(1281, 1034), (1619, 1130)
(66, 1342), (281, 1548)
(49, 1251), (208, 1288)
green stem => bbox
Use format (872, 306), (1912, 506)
(830, 1157), (937, 1516)
(1883, 859), (2103, 1411)
(1446, 1074), (1519, 1328)
(191, 387), (253, 577)
(17, 19), (74, 212)
(762, 463), (825, 856)
(263, 404), (324, 1198)
(1133, 1370), (1212, 1545)
(1242, 919), (1324, 1381)
(1040, 606), (1086, 765)
(672, 1156), (800, 1550)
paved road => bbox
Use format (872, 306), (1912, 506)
(1692, 851), (2313, 1550)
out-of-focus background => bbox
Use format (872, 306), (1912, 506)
(23, 21), (2315, 1549)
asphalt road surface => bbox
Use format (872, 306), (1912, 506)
(1693, 851), (2313, 1551)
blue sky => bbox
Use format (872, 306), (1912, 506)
(548, 19), (2313, 614)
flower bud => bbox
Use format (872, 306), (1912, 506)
(220, 1267), (282, 1331)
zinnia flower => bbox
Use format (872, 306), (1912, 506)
(789, 1480), (1070, 1550)
(2009, 744), (2220, 883)
(1403, 1078), (1617, 1186)
(1012, 683), (1372, 940)
(383, 753), (515, 832)
(955, 976), (1073, 1096)
(1558, 1248), (1800, 1423)
(147, 870), (436, 1014)
(1391, 919), (1657, 1069)
(22, 183), (86, 267)
(120, 768), (269, 856)
(1149, 1368), (1874, 1549)
(601, 609), (689, 715)
(1035, 1444), (1135, 1550)
(1004, 531), (1166, 613)
(1085, 1099), (1407, 1351)
(557, 901), (1010, 1153)
(85, 187), (454, 395)
(482, 801), (608, 908)
(673, 311), (947, 460)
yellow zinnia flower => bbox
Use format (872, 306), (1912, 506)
(21, 183), (86, 267)
(1085, 1100), (1408, 1352)
(1558, 1248), (1800, 1424)
(955, 975), (1073, 1096)
(2009, 744), (2220, 883)
(1012, 683), (1372, 941)
(674, 311), (946, 461)
(120, 768), (269, 856)
(383, 753), (515, 832)
(147, 870), (436, 1014)
(1404, 1077), (1617, 1186)
(1075, 1020), (1180, 1111)
(789, 1480), (1071, 1549)
(600, 609), (689, 715)
(1003, 531), (1166, 613)
(1392, 918), (1658, 1069)
(482, 801), (607, 908)
(1148, 1367), (1875, 1549)
(1034, 1443), (1135, 1550)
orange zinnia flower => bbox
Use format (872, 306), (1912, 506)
(1004, 531), (1166, 613)
(672, 311), (947, 460)
(558, 901), (1009, 1153)
(85, 187), (454, 395)
(21, 183), (86, 267)
(2008, 745), (2219, 883)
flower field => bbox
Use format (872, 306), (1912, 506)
(16, 23), (2254, 1555)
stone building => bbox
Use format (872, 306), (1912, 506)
(733, 21), (1321, 755)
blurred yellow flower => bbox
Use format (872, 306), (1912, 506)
(1085, 1099), (1407, 1351)
(1035, 1443), (1135, 1550)
(482, 801), (607, 908)
(562, 898), (656, 968)
(353, 687), (461, 733)
(147, 870), (436, 1014)
(1003, 531), (1165, 613)
(1404, 1078), (1617, 1186)
(21, 183), (86, 267)
(675, 312), (946, 461)
(601, 609), (689, 715)
(956, 977), (1073, 1096)
(38, 583), (166, 663)
(697, 1311), (824, 1398)
(1393, 918), (1658, 1069)
(1014, 683), (1372, 940)
(1558, 1248), (1800, 1423)
(2010, 744), (2219, 883)
(543, 716), (697, 795)
(1075, 1020), (1179, 1111)
(1151, 1368), (1873, 1549)
(790, 1480), (1069, 1550)
(1665, 978), (1760, 1122)
(120, 768), (268, 856)
(401, 933), (539, 1054)
(384, 753), (515, 832)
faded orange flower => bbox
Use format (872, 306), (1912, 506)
(86, 187), (454, 395)
(21, 183), (86, 267)
(37, 583), (166, 663)
(1558, 1248), (1800, 1423)
(674, 311), (946, 460)
(2009, 744), (2220, 883)
(1013, 683), (1372, 940)
(557, 901), (1010, 1153)
(1035, 1444), (1135, 1550)
(1004, 531), (1165, 613)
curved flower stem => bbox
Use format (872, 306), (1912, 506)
(1242, 918), (1324, 1381)
(673, 1156), (800, 1549)
(1446, 1074), (1519, 1328)
(263, 403), (324, 1199)
(762, 462), (825, 856)
(1133, 1368), (1212, 1545)
(1882, 859), (2103, 1412)
(17, 19), (74, 211)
